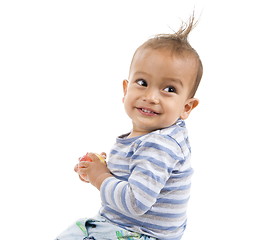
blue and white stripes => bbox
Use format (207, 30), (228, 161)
(100, 120), (193, 240)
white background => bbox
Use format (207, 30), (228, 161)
(0, 0), (257, 239)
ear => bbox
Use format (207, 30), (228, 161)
(180, 98), (199, 120)
(123, 80), (129, 102)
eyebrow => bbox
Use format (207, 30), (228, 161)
(165, 78), (183, 88)
(133, 71), (151, 77)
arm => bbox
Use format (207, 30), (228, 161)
(100, 135), (183, 216)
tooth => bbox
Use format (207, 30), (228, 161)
(142, 108), (152, 113)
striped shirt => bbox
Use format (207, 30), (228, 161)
(99, 119), (193, 240)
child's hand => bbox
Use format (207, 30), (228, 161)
(74, 152), (106, 182)
(76, 152), (112, 189)
(74, 163), (89, 183)
(74, 152), (104, 182)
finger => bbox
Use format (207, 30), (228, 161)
(79, 175), (89, 183)
(74, 164), (79, 172)
(100, 152), (107, 159)
(77, 168), (87, 176)
(79, 173), (89, 182)
(78, 161), (90, 168)
(87, 152), (99, 162)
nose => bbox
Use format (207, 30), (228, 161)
(142, 88), (159, 104)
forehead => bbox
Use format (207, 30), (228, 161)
(130, 48), (198, 87)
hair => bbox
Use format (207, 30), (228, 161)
(130, 15), (203, 98)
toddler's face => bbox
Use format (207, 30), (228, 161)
(123, 48), (199, 138)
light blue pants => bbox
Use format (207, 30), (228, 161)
(55, 215), (157, 240)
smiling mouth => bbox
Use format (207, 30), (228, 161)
(137, 107), (159, 116)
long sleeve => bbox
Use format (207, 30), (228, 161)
(100, 133), (183, 216)
(99, 121), (193, 240)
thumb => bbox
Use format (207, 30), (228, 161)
(100, 152), (107, 159)
(87, 152), (99, 162)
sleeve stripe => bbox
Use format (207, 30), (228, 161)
(129, 179), (158, 198)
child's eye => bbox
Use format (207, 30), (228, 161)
(136, 79), (148, 87)
(163, 86), (176, 93)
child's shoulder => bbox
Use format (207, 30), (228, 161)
(150, 119), (187, 140)
(136, 119), (187, 149)
(117, 120), (188, 150)
(134, 120), (189, 161)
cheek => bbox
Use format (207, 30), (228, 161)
(123, 93), (135, 106)
(123, 96), (132, 112)
(163, 102), (182, 120)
